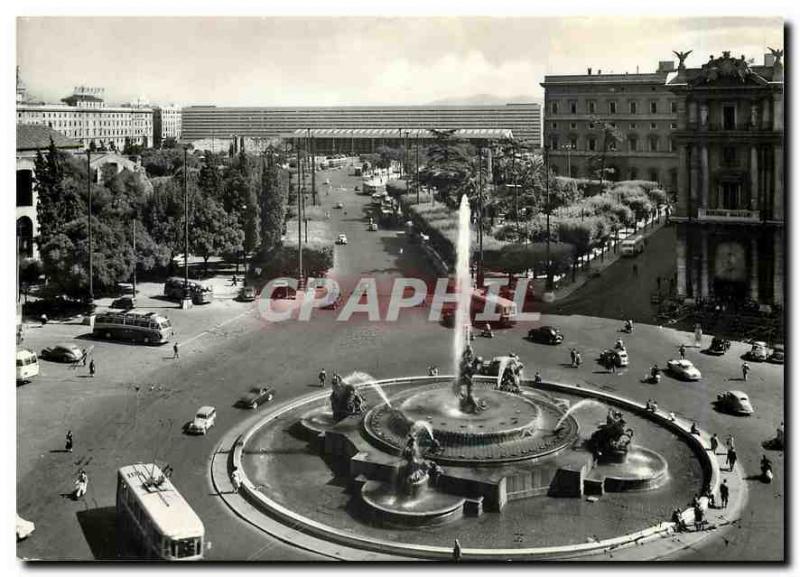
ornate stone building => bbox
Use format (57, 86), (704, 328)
(667, 50), (784, 307)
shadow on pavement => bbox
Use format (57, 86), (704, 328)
(76, 506), (118, 560)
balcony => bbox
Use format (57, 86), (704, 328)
(697, 207), (760, 223)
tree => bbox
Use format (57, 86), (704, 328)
(418, 129), (475, 206)
(587, 117), (623, 185)
(190, 193), (244, 275)
(34, 140), (82, 250)
(258, 148), (287, 253)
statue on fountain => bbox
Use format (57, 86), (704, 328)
(400, 433), (432, 495)
(329, 378), (367, 422)
(588, 409), (634, 463)
(457, 343), (486, 413)
(497, 354), (525, 394)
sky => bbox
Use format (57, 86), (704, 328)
(16, 16), (785, 107)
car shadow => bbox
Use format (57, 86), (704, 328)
(76, 506), (119, 560)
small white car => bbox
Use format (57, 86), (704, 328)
(748, 341), (769, 361)
(716, 390), (754, 415)
(336, 234), (348, 245)
(334, 202), (344, 209)
(368, 223), (378, 231)
(666, 359), (702, 381)
(187, 406), (216, 435)
(16, 515), (35, 540)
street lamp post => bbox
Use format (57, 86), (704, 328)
(415, 132), (420, 204)
(87, 150), (94, 305)
(183, 147), (191, 308)
(544, 145), (554, 297)
(296, 139), (303, 285)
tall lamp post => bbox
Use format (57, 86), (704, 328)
(543, 145), (554, 298)
(87, 149), (94, 306)
(182, 146), (191, 308)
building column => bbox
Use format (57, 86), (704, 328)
(690, 145), (700, 217)
(761, 97), (771, 129)
(773, 230), (783, 306)
(700, 145), (709, 210)
(750, 237), (760, 302)
(750, 146), (759, 212)
(773, 145), (783, 221)
(700, 231), (709, 298)
(676, 232), (687, 298)
(773, 92), (783, 132)
(688, 101), (698, 127)
(677, 144), (689, 215)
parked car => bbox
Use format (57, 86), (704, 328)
(368, 223), (378, 231)
(238, 387), (276, 409)
(16, 515), (35, 541)
(334, 202), (344, 209)
(336, 234), (348, 245)
(666, 359), (702, 381)
(271, 279), (295, 300)
(747, 341), (770, 361)
(715, 390), (755, 415)
(186, 406), (216, 435)
(111, 296), (136, 310)
(600, 349), (628, 368)
(238, 286), (257, 302)
(707, 336), (731, 355)
(527, 326), (564, 345)
(40, 343), (83, 363)
(768, 344), (784, 364)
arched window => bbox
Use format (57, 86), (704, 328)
(16, 216), (33, 258)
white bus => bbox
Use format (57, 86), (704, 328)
(93, 311), (173, 345)
(116, 464), (205, 561)
(620, 235), (645, 256)
(16, 349), (39, 383)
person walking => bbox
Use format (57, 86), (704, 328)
(89, 359), (96, 378)
(693, 503), (705, 531)
(710, 433), (719, 454)
(173, 342), (180, 359)
(741, 361), (750, 381)
(452, 538), (462, 562)
(74, 470), (88, 499)
(65, 430), (73, 453)
(679, 344), (686, 359)
(81, 349), (88, 367)
(575, 351), (582, 367)
(719, 479), (730, 508)
(231, 467), (242, 493)
(727, 447), (738, 472)
(570, 349), (576, 367)
(726, 434), (735, 452)
(318, 369), (327, 388)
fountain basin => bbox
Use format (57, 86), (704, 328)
(588, 446), (669, 492)
(360, 480), (466, 527)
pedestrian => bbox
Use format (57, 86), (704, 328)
(690, 422), (700, 435)
(74, 470), (88, 499)
(452, 538), (462, 562)
(710, 433), (719, 454)
(741, 361), (750, 381)
(668, 412), (676, 422)
(230, 275), (238, 287)
(719, 479), (730, 508)
(575, 352), (582, 367)
(318, 369), (327, 388)
(81, 349), (88, 367)
(173, 342), (180, 359)
(65, 430), (73, 453)
(727, 447), (738, 472)
(89, 359), (96, 378)
(534, 371), (542, 384)
(40, 313), (48, 326)
(679, 344), (686, 359)
(726, 434), (735, 451)
(231, 467), (242, 493)
(693, 503), (705, 531)
(570, 348), (576, 367)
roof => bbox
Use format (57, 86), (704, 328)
(542, 72), (670, 86)
(279, 128), (514, 140)
(16, 124), (81, 152)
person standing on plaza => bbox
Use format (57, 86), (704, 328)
(742, 361), (750, 381)
(720, 479), (730, 508)
(318, 368), (327, 388)
(231, 467), (242, 493)
(81, 349), (88, 367)
(570, 349), (576, 367)
(65, 430), (73, 453)
(726, 434), (735, 451)
(710, 433), (719, 454)
(679, 344), (686, 359)
(575, 351), (582, 367)
(173, 342), (180, 359)
(89, 359), (96, 378)
(74, 470), (88, 500)
(452, 538), (462, 562)
(727, 447), (738, 472)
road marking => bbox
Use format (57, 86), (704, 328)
(178, 308), (253, 347)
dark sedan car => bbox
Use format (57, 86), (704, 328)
(707, 336), (731, 355)
(768, 345), (784, 364)
(40, 343), (84, 363)
(527, 326), (564, 345)
(111, 296), (136, 310)
(237, 386), (276, 409)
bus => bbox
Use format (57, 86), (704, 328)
(164, 278), (213, 305)
(621, 235), (645, 256)
(443, 287), (518, 328)
(16, 349), (39, 384)
(116, 464), (205, 561)
(93, 311), (173, 344)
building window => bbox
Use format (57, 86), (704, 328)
(551, 122), (557, 129)
(668, 138), (675, 152)
(569, 136), (578, 149)
(649, 136), (658, 152)
(629, 123), (637, 129)
(609, 101), (617, 115)
(649, 169), (659, 183)
(629, 101), (638, 114)
(570, 122), (577, 130)
(551, 101), (559, 115)
(723, 104), (736, 130)
(722, 146), (737, 166)
(630, 167), (639, 179)
(628, 135), (638, 152)
(588, 137), (597, 152)
(650, 101), (658, 114)
(609, 140), (617, 152)
(588, 100), (596, 114)
(670, 122), (677, 129)
(569, 101), (577, 114)
(650, 122), (657, 130)
(670, 101), (677, 114)
(550, 135), (559, 150)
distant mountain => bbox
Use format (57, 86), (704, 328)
(427, 94), (542, 106)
